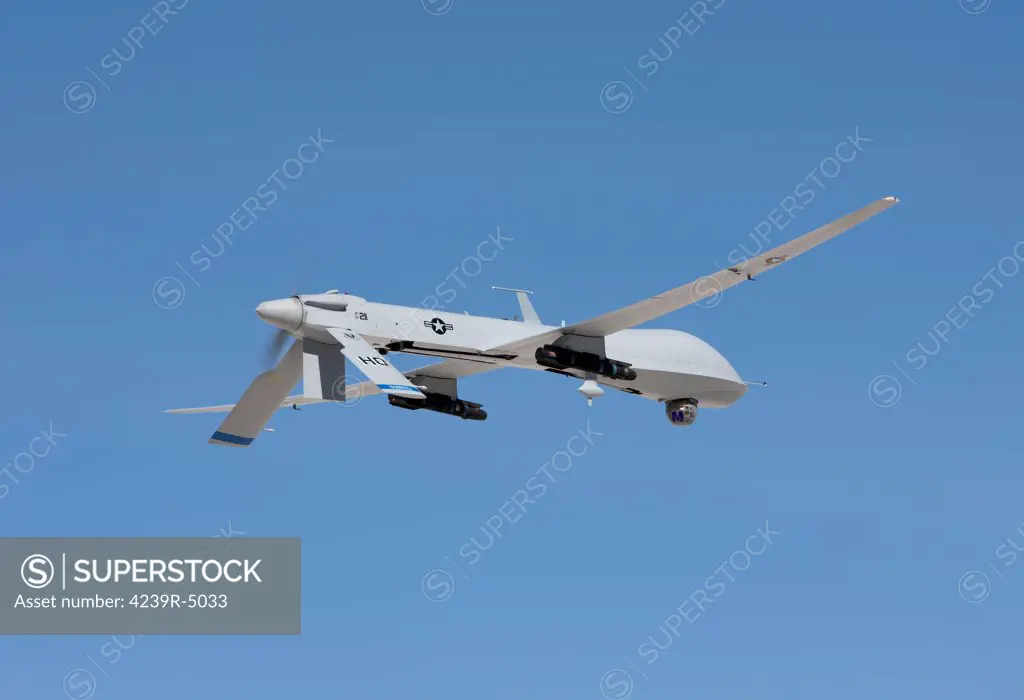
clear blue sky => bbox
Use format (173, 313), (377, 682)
(2, 0), (1023, 697)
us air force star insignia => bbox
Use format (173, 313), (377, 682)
(425, 317), (454, 335)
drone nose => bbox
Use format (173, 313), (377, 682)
(255, 297), (303, 332)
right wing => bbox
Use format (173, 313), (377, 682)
(489, 196), (899, 354)
(564, 196), (899, 338)
(406, 357), (503, 381)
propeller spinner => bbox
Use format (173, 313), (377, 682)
(255, 297), (304, 332)
(256, 296), (305, 370)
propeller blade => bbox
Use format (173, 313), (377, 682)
(263, 328), (290, 370)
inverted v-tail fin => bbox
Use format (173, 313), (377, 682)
(492, 286), (542, 324)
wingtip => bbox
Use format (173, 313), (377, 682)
(883, 195), (900, 204)
(207, 439), (250, 448)
(209, 431), (255, 447)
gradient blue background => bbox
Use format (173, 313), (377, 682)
(1, 0), (1022, 697)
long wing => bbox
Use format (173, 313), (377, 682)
(406, 357), (502, 381)
(204, 339), (303, 447)
(326, 328), (425, 399)
(164, 390), (364, 415)
(491, 196), (898, 352)
(165, 358), (502, 415)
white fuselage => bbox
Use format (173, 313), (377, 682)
(290, 294), (747, 408)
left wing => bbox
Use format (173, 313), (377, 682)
(165, 392), (358, 415)
(203, 339), (303, 447)
(165, 358), (502, 415)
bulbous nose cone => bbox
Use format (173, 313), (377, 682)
(255, 297), (304, 332)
